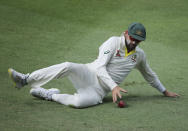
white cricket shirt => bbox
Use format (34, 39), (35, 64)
(87, 35), (166, 93)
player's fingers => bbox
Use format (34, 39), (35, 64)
(117, 91), (122, 99)
(113, 93), (117, 103)
(112, 93), (115, 102)
(120, 88), (128, 93)
(114, 94), (117, 103)
(174, 93), (180, 97)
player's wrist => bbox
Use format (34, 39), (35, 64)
(163, 90), (168, 96)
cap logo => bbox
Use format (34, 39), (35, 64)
(136, 30), (142, 36)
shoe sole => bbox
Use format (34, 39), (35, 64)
(30, 89), (46, 100)
(8, 68), (18, 89)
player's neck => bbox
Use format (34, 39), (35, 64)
(124, 31), (135, 53)
(125, 38), (135, 53)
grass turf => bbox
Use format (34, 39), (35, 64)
(0, 0), (188, 130)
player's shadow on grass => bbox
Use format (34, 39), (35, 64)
(103, 94), (178, 104)
(26, 94), (179, 109)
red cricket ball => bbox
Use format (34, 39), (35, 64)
(118, 100), (126, 108)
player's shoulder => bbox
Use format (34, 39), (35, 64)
(136, 47), (144, 53)
(104, 36), (121, 47)
(108, 36), (121, 42)
(100, 36), (120, 49)
(136, 47), (145, 57)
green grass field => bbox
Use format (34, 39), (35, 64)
(0, 0), (188, 130)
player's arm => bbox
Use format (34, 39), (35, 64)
(96, 37), (127, 102)
(137, 51), (179, 97)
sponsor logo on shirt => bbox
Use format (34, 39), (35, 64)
(104, 50), (110, 54)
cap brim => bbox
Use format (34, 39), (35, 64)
(128, 32), (145, 41)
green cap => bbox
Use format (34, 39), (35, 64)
(128, 22), (146, 41)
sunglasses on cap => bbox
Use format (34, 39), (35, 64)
(129, 36), (141, 43)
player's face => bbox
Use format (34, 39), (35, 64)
(127, 35), (141, 50)
(124, 31), (142, 50)
(129, 36), (141, 44)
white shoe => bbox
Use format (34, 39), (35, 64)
(30, 87), (60, 101)
(8, 68), (29, 89)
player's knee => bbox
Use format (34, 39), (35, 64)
(71, 97), (95, 109)
(65, 95), (85, 108)
(51, 94), (84, 108)
(69, 98), (83, 108)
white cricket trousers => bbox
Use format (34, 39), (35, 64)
(27, 62), (104, 108)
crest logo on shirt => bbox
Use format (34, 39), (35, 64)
(131, 55), (137, 62)
(116, 50), (121, 57)
(104, 50), (110, 54)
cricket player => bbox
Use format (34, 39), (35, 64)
(8, 22), (179, 108)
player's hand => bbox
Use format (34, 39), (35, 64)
(112, 86), (127, 103)
(163, 90), (180, 98)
